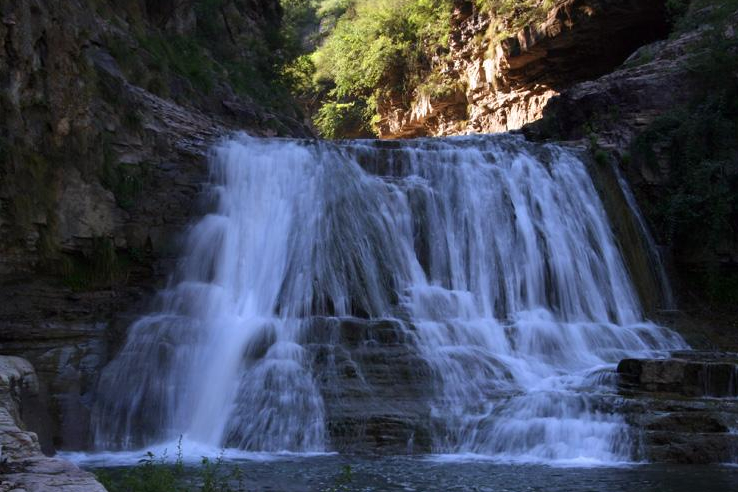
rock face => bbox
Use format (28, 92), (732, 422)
(618, 354), (738, 397)
(0, 356), (105, 492)
(522, 26), (703, 152)
(305, 318), (434, 453)
(0, 0), (310, 453)
(378, 0), (669, 138)
(617, 352), (738, 464)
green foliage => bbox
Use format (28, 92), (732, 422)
(281, 54), (318, 99)
(311, 0), (454, 137)
(97, 443), (189, 492)
(282, 0), (320, 55)
(317, 0), (354, 18)
(476, 0), (555, 42)
(136, 34), (217, 92)
(100, 0), (306, 112)
(314, 100), (370, 138)
(415, 72), (465, 100)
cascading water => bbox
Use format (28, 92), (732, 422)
(92, 134), (685, 463)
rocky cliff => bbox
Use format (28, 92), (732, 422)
(0, 0), (309, 454)
(377, 0), (669, 138)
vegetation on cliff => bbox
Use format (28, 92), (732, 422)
(631, 0), (738, 306)
(97, 0), (294, 113)
(475, 0), (554, 42)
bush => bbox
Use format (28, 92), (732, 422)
(476, 0), (555, 42)
(311, 0), (454, 137)
(314, 100), (370, 138)
(96, 441), (246, 492)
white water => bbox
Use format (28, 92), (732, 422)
(92, 134), (685, 464)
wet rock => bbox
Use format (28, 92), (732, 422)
(304, 318), (434, 454)
(617, 354), (738, 397)
(643, 432), (738, 465)
(618, 352), (738, 464)
(0, 456), (107, 492)
(0, 356), (41, 460)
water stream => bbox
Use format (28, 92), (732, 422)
(91, 134), (685, 464)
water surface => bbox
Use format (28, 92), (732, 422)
(78, 454), (738, 492)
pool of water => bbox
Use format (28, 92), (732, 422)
(74, 453), (738, 492)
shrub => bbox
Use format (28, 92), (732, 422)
(311, 0), (454, 137)
(476, 0), (555, 42)
(314, 100), (370, 138)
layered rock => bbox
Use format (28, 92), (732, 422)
(618, 353), (738, 397)
(617, 352), (738, 464)
(305, 318), (434, 453)
(378, 0), (669, 138)
(0, 356), (105, 491)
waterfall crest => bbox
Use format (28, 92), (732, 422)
(92, 134), (685, 463)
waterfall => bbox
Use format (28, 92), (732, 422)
(611, 162), (676, 311)
(92, 134), (685, 463)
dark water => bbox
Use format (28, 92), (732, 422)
(88, 455), (738, 492)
